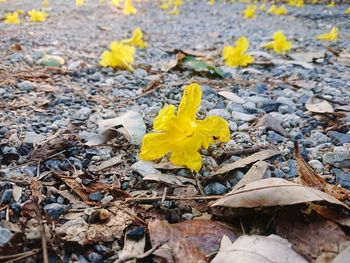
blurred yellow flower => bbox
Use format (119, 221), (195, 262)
(346, 7), (350, 14)
(209, 0), (215, 5)
(316, 26), (338, 41)
(139, 83), (230, 172)
(268, 5), (288, 15)
(160, 0), (171, 10)
(112, 0), (121, 7)
(170, 6), (179, 15)
(0, 0), (6, 2)
(100, 42), (135, 71)
(42, 0), (49, 7)
(223, 36), (254, 67)
(327, 1), (334, 8)
(4, 12), (20, 24)
(243, 5), (257, 19)
(76, 0), (84, 6)
(123, 0), (137, 15)
(288, 0), (304, 8)
(120, 27), (148, 48)
(259, 3), (266, 11)
(263, 31), (292, 54)
(28, 10), (48, 22)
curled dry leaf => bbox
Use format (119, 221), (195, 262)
(86, 111), (146, 146)
(305, 96), (334, 114)
(218, 91), (245, 104)
(333, 246), (350, 263)
(232, 161), (269, 191)
(143, 173), (196, 186)
(212, 235), (307, 263)
(254, 114), (288, 137)
(213, 149), (281, 175)
(211, 178), (349, 210)
(149, 219), (236, 263)
(295, 142), (350, 201)
(114, 229), (146, 263)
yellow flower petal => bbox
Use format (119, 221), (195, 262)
(139, 133), (171, 160)
(197, 116), (230, 149)
(153, 105), (176, 131)
(177, 83), (202, 122)
(170, 150), (202, 172)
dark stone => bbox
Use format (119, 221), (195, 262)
(257, 100), (281, 113)
(87, 252), (103, 263)
(284, 160), (298, 178)
(273, 169), (285, 178)
(327, 131), (350, 146)
(1, 147), (20, 164)
(201, 85), (217, 97)
(126, 227), (145, 240)
(0, 189), (13, 204)
(44, 203), (67, 220)
(0, 226), (13, 246)
(332, 168), (350, 190)
(204, 182), (227, 195)
(253, 83), (267, 94)
(267, 131), (285, 143)
(89, 192), (103, 202)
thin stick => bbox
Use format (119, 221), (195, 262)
(1, 249), (41, 262)
(126, 195), (221, 202)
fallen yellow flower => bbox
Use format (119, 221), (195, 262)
(112, 0), (121, 7)
(268, 5), (288, 15)
(139, 83), (230, 172)
(42, 0), (49, 7)
(263, 31), (292, 54)
(346, 7), (350, 14)
(327, 1), (334, 8)
(243, 5), (257, 19)
(209, 0), (215, 5)
(316, 26), (338, 41)
(223, 36), (254, 67)
(100, 42), (135, 71)
(4, 12), (20, 24)
(120, 27), (148, 48)
(76, 0), (84, 6)
(259, 3), (266, 11)
(288, 0), (304, 8)
(123, 0), (137, 15)
(28, 10), (48, 22)
(170, 6), (179, 15)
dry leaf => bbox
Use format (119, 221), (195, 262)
(115, 229), (146, 263)
(211, 178), (349, 210)
(289, 51), (325, 63)
(333, 246), (350, 263)
(232, 161), (269, 191)
(212, 234), (307, 263)
(305, 96), (334, 114)
(254, 114), (288, 137)
(218, 91), (245, 104)
(86, 111), (146, 146)
(12, 185), (23, 202)
(162, 52), (186, 72)
(89, 154), (124, 172)
(213, 149), (281, 175)
(336, 53), (350, 67)
(143, 173), (196, 186)
(149, 219), (236, 263)
(295, 142), (350, 201)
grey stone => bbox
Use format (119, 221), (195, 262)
(332, 168), (350, 189)
(208, 109), (231, 120)
(182, 213), (194, 220)
(133, 68), (148, 79)
(0, 226), (13, 246)
(310, 132), (330, 146)
(308, 160), (324, 173)
(232, 111), (256, 122)
(44, 203), (67, 220)
(322, 152), (350, 168)
(23, 132), (46, 144)
(88, 72), (103, 82)
(131, 160), (161, 177)
(327, 131), (350, 146)
(17, 81), (36, 91)
(204, 182), (227, 195)
(0, 189), (13, 204)
(283, 160), (298, 178)
(267, 131), (285, 143)
(228, 170), (244, 186)
(74, 107), (91, 120)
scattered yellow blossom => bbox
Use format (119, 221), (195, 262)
(120, 27), (148, 48)
(346, 7), (350, 14)
(112, 0), (121, 7)
(316, 26), (338, 41)
(243, 5), (257, 19)
(170, 6), (179, 15)
(327, 1), (334, 8)
(160, 0), (171, 10)
(209, 0), (215, 5)
(0, 0), (6, 2)
(263, 31), (292, 54)
(288, 0), (304, 8)
(42, 0), (49, 7)
(259, 3), (266, 11)
(268, 5), (288, 15)
(100, 42), (135, 71)
(76, 0), (84, 6)
(4, 12), (20, 24)
(223, 36), (254, 67)
(139, 83), (230, 172)
(123, 0), (137, 15)
(28, 10), (48, 22)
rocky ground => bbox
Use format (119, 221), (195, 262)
(1, 0), (350, 262)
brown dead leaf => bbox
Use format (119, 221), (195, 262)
(295, 142), (350, 201)
(60, 176), (111, 205)
(56, 202), (132, 245)
(232, 161), (269, 191)
(89, 154), (124, 173)
(149, 219), (237, 263)
(162, 52), (186, 72)
(115, 228), (146, 263)
(212, 234), (307, 263)
(254, 114), (288, 137)
(275, 211), (349, 262)
(211, 178), (349, 210)
(213, 149), (281, 175)
(305, 96), (334, 114)
(143, 173), (196, 186)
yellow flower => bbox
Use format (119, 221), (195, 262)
(111, 0), (121, 7)
(174, 0), (182, 7)
(263, 31), (292, 54)
(76, 0), (84, 6)
(120, 27), (148, 48)
(0, 0), (6, 2)
(28, 10), (48, 22)
(268, 5), (288, 15)
(42, 0), (49, 7)
(139, 83), (230, 172)
(209, 0), (215, 5)
(316, 26), (338, 41)
(160, 0), (171, 10)
(123, 0), (137, 15)
(346, 7), (350, 14)
(223, 36), (254, 67)
(288, 0), (303, 8)
(170, 6), (179, 15)
(243, 5), (257, 19)
(327, 1), (334, 8)
(259, 3), (266, 11)
(4, 12), (20, 24)
(100, 42), (135, 71)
